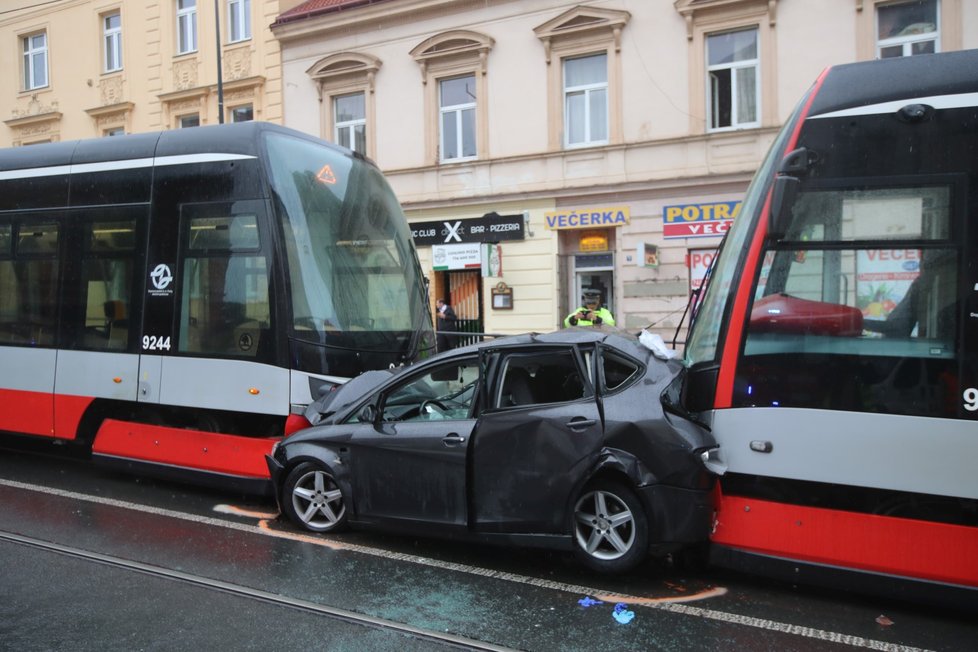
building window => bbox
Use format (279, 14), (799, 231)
(410, 30), (494, 165)
(439, 76), (476, 161)
(534, 7), (629, 151)
(103, 13), (122, 73)
(308, 52), (382, 161)
(228, 0), (251, 43)
(333, 93), (365, 153)
(707, 27), (760, 131)
(104, 127), (125, 136)
(230, 105), (253, 122)
(563, 54), (608, 148)
(877, 0), (939, 57)
(180, 114), (200, 128)
(177, 0), (197, 54)
(23, 32), (48, 90)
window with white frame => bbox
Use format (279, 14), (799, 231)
(23, 32), (48, 90)
(877, 0), (939, 57)
(177, 0), (198, 54)
(439, 75), (476, 162)
(103, 13), (122, 73)
(230, 105), (253, 122)
(707, 27), (760, 131)
(228, 0), (251, 43)
(334, 93), (366, 154)
(563, 53), (608, 148)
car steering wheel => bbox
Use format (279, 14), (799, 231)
(420, 399), (449, 415)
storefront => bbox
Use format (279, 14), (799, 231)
(407, 200), (560, 339)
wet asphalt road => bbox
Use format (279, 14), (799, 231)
(0, 442), (975, 652)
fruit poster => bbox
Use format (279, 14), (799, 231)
(856, 249), (921, 321)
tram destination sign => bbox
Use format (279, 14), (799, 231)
(411, 212), (525, 247)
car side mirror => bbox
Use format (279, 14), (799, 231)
(358, 404), (377, 424)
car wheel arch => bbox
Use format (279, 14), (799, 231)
(279, 446), (353, 503)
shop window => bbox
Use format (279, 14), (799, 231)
(410, 30), (493, 165)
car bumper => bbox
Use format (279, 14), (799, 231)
(638, 483), (715, 546)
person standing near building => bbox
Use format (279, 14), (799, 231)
(564, 290), (615, 327)
(436, 298), (458, 351)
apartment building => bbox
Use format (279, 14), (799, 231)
(0, 0), (299, 144)
(272, 0), (974, 337)
(2, 0), (973, 338)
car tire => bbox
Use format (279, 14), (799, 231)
(282, 462), (349, 533)
(572, 480), (648, 574)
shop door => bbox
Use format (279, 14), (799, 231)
(448, 270), (483, 346)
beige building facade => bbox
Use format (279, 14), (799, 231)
(271, 0), (975, 341)
(0, 0), (304, 146)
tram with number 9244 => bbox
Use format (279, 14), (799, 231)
(678, 49), (978, 605)
(0, 122), (433, 493)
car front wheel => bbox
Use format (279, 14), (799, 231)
(572, 481), (648, 573)
(282, 462), (348, 533)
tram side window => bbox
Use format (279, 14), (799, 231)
(738, 185), (960, 418)
(0, 222), (59, 346)
(178, 209), (271, 358)
(80, 220), (136, 351)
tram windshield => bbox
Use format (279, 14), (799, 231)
(265, 132), (433, 376)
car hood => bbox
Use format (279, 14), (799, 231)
(305, 368), (396, 425)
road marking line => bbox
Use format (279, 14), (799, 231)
(0, 478), (931, 652)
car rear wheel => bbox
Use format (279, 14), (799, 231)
(572, 481), (648, 573)
(282, 462), (348, 533)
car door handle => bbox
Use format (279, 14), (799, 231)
(565, 418), (597, 430)
(442, 434), (466, 446)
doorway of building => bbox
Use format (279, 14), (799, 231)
(572, 253), (615, 318)
(436, 270), (483, 347)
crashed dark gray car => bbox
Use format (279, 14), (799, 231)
(267, 328), (718, 573)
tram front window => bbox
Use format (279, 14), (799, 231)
(265, 132), (432, 376)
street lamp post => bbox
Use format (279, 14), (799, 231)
(214, 0), (225, 124)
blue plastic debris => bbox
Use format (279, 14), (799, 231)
(578, 596), (604, 608)
(612, 603), (635, 625)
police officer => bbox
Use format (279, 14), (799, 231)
(564, 290), (615, 327)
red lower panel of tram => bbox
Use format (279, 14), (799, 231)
(713, 494), (978, 587)
(93, 419), (274, 479)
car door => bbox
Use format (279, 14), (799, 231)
(349, 355), (480, 527)
(470, 345), (603, 533)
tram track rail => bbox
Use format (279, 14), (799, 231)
(0, 530), (516, 652)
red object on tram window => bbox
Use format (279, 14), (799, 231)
(750, 293), (864, 337)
